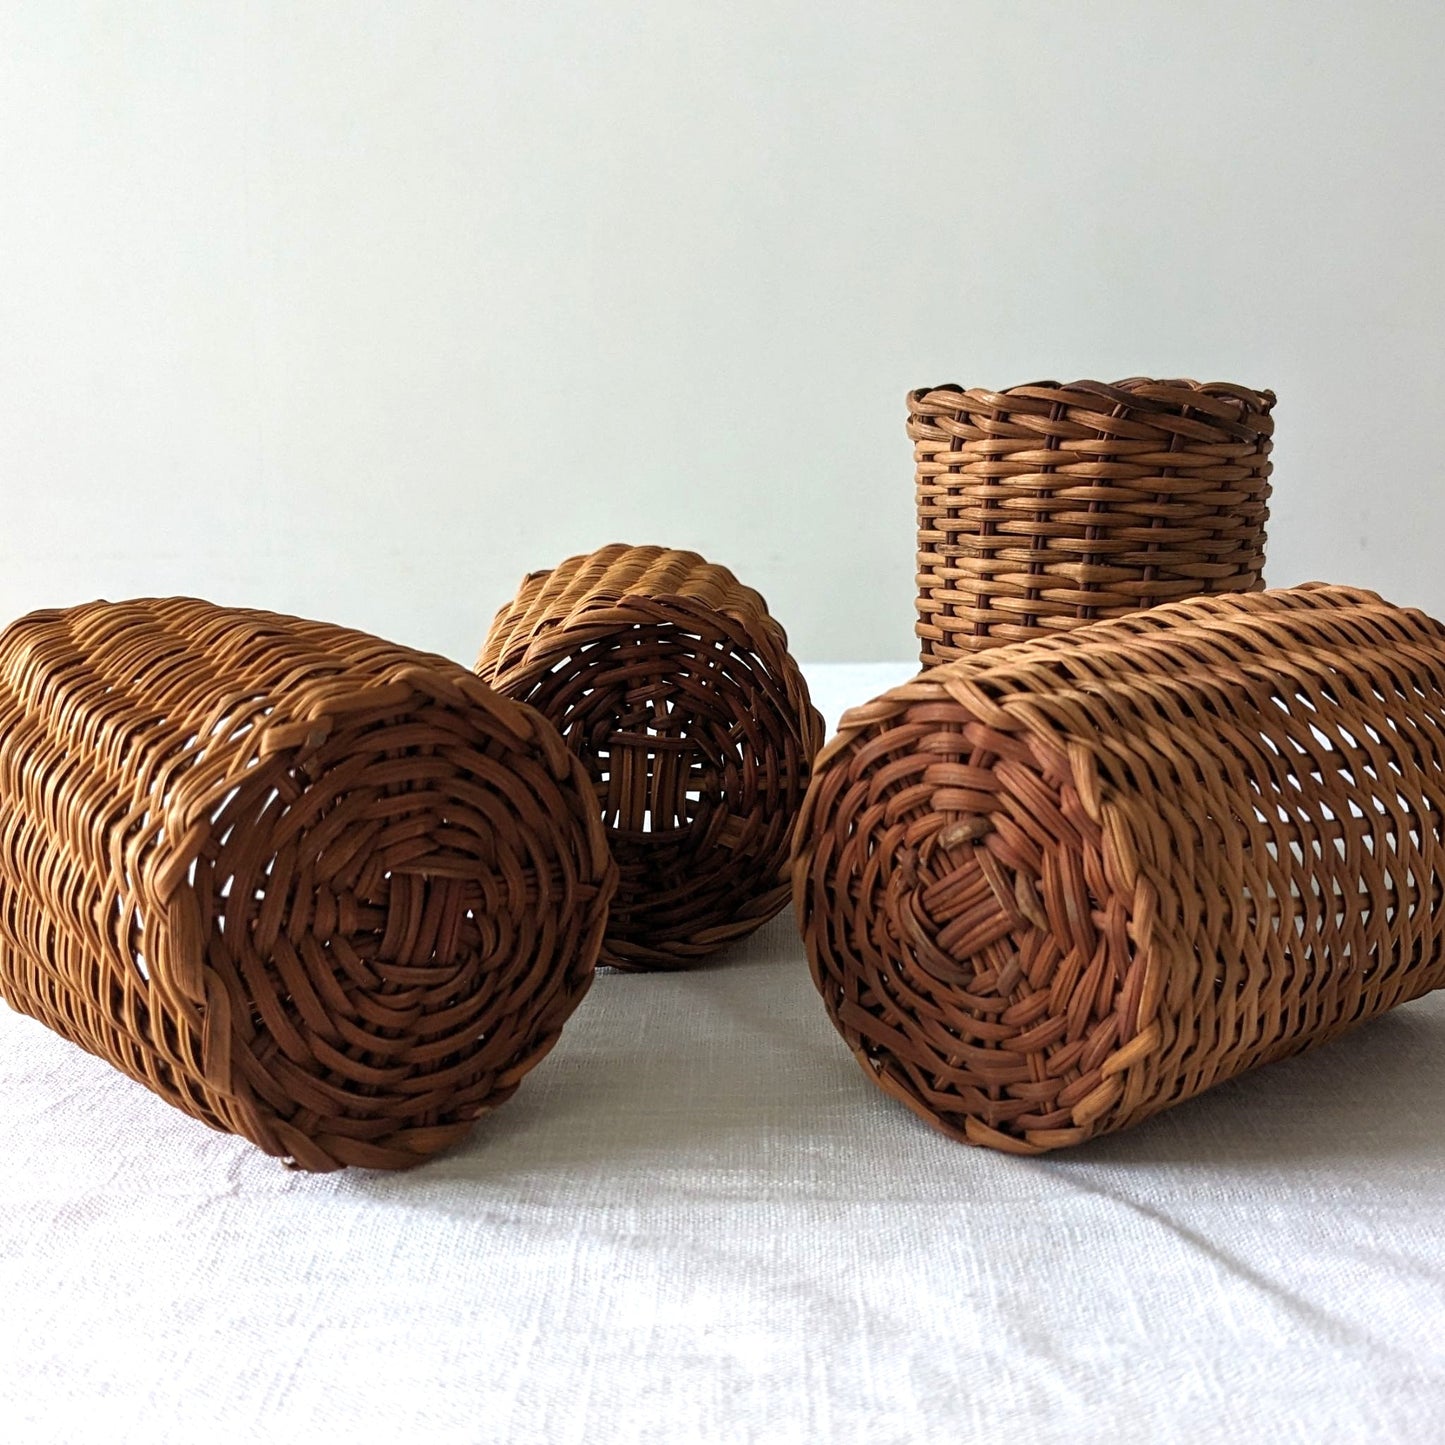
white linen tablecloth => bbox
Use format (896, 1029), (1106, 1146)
(1, 663), (1443, 1444)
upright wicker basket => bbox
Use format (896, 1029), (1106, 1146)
(911, 377), (1275, 665)
(794, 584), (1445, 1153)
(478, 544), (824, 970)
(0, 598), (616, 1170)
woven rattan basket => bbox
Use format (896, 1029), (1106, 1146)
(0, 598), (616, 1170)
(478, 544), (824, 970)
(794, 584), (1445, 1153)
(911, 377), (1275, 665)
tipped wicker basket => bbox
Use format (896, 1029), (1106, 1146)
(793, 584), (1445, 1153)
(478, 544), (824, 970)
(0, 598), (616, 1171)
(911, 377), (1275, 665)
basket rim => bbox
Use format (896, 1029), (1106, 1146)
(908, 377), (1278, 412)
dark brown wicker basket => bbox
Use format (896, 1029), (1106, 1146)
(911, 377), (1275, 665)
(478, 544), (824, 970)
(794, 584), (1445, 1153)
(0, 598), (616, 1171)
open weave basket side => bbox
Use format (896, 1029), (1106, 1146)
(911, 377), (1275, 665)
(794, 584), (1445, 1153)
(0, 598), (616, 1170)
(479, 543), (824, 970)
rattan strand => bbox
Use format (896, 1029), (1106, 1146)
(0, 598), (616, 1170)
(911, 377), (1275, 665)
(478, 544), (824, 970)
(794, 584), (1445, 1153)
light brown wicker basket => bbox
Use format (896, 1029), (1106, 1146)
(793, 584), (1445, 1153)
(911, 377), (1275, 665)
(478, 544), (824, 970)
(0, 598), (616, 1170)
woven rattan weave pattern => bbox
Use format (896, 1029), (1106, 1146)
(0, 598), (616, 1170)
(911, 377), (1275, 665)
(478, 544), (824, 970)
(793, 584), (1445, 1153)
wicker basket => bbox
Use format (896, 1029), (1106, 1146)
(793, 584), (1445, 1153)
(911, 377), (1275, 665)
(0, 598), (616, 1171)
(478, 544), (824, 970)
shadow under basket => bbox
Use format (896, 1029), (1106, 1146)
(478, 543), (824, 971)
(911, 377), (1275, 666)
(0, 598), (615, 1171)
(792, 584), (1445, 1153)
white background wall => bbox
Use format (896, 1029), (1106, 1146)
(1, 2), (1441, 662)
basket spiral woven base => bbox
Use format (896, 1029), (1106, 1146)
(0, 598), (616, 1171)
(911, 377), (1275, 665)
(793, 584), (1445, 1153)
(478, 544), (824, 970)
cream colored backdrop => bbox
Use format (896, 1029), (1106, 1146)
(1, 2), (1441, 661)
